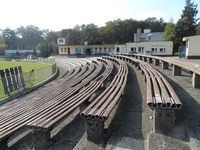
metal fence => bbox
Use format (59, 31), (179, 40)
(0, 64), (56, 99)
(23, 57), (55, 64)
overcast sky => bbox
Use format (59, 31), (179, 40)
(0, 0), (200, 31)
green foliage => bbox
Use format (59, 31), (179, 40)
(2, 28), (18, 49)
(172, 0), (198, 51)
(60, 18), (165, 45)
(197, 23), (200, 35)
(16, 25), (44, 50)
(164, 23), (175, 41)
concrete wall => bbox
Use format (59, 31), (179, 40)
(183, 35), (200, 58)
(126, 41), (173, 55)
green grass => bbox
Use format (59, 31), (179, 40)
(0, 61), (49, 71)
(0, 61), (51, 99)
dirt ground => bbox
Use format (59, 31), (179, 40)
(7, 58), (200, 150)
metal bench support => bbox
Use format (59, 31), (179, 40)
(149, 58), (153, 63)
(86, 120), (104, 143)
(192, 73), (200, 89)
(162, 61), (169, 69)
(0, 139), (8, 150)
(153, 109), (175, 133)
(173, 65), (182, 76)
(154, 59), (160, 66)
(32, 129), (50, 150)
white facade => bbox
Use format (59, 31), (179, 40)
(183, 35), (200, 59)
(57, 38), (65, 45)
(126, 41), (173, 55)
(114, 44), (127, 53)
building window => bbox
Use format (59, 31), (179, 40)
(131, 47), (134, 52)
(159, 48), (166, 53)
(99, 48), (102, 53)
(116, 47), (120, 52)
(108, 48), (111, 53)
(64, 48), (67, 52)
(75, 48), (81, 54)
(60, 48), (63, 52)
(151, 48), (157, 52)
(95, 49), (97, 54)
(138, 47), (143, 52)
(68, 48), (70, 55)
(104, 48), (107, 53)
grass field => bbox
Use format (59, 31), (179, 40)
(0, 61), (51, 99)
(0, 61), (49, 71)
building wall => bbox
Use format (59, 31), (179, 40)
(58, 45), (114, 55)
(126, 41), (173, 55)
(183, 35), (200, 58)
(114, 45), (127, 53)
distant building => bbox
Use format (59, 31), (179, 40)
(58, 44), (114, 55)
(134, 28), (164, 42)
(126, 41), (173, 56)
(114, 44), (127, 53)
(5, 50), (40, 57)
(183, 35), (200, 59)
(57, 33), (172, 56)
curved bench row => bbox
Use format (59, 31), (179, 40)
(0, 59), (112, 149)
(122, 53), (200, 89)
(111, 54), (182, 110)
(80, 56), (128, 143)
(81, 57), (128, 121)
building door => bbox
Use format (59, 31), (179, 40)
(86, 48), (91, 55)
(68, 48), (70, 55)
(178, 45), (186, 58)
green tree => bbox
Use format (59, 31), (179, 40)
(2, 28), (18, 49)
(173, 0), (198, 50)
(196, 22), (200, 35)
(16, 25), (44, 49)
(164, 23), (175, 41)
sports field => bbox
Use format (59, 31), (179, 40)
(0, 61), (51, 99)
(0, 61), (49, 71)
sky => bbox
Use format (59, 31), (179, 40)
(0, 0), (200, 31)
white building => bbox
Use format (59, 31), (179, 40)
(126, 41), (173, 55)
(114, 44), (127, 53)
(183, 35), (200, 59)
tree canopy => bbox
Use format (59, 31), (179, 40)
(0, 1), (199, 57)
(172, 0), (199, 50)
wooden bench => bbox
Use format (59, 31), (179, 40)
(0, 59), (107, 149)
(111, 54), (182, 132)
(80, 56), (128, 143)
(124, 53), (200, 89)
(25, 58), (113, 150)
